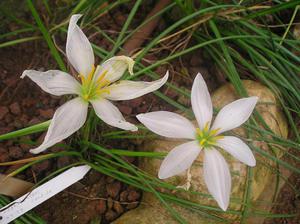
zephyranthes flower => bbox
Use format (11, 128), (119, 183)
(21, 14), (168, 154)
(137, 73), (258, 211)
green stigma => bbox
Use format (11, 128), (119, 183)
(195, 123), (223, 148)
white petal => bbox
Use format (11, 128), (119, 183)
(204, 148), (231, 211)
(211, 97), (258, 134)
(91, 98), (137, 131)
(216, 136), (256, 167)
(103, 71), (169, 101)
(21, 70), (81, 96)
(136, 111), (196, 139)
(93, 56), (134, 83)
(30, 97), (88, 154)
(158, 141), (201, 179)
(66, 14), (94, 77)
(191, 73), (213, 130)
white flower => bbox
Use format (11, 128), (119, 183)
(137, 73), (258, 211)
(21, 14), (168, 154)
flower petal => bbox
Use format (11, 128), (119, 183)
(211, 97), (258, 134)
(204, 148), (231, 211)
(216, 136), (256, 167)
(158, 141), (201, 179)
(191, 73), (213, 130)
(21, 70), (81, 96)
(136, 111), (196, 139)
(103, 71), (168, 101)
(66, 14), (94, 77)
(30, 97), (88, 154)
(91, 98), (137, 131)
(93, 56), (134, 83)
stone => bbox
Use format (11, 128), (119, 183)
(119, 191), (128, 202)
(127, 190), (140, 202)
(113, 80), (288, 224)
(105, 210), (118, 222)
(96, 200), (107, 214)
(38, 108), (54, 119)
(113, 201), (124, 214)
(8, 146), (24, 159)
(32, 160), (51, 173)
(118, 104), (132, 116)
(106, 181), (121, 199)
(0, 106), (9, 120)
(9, 102), (21, 115)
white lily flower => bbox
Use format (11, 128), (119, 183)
(137, 73), (258, 211)
(21, 14), (168, 154)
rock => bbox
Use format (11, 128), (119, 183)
(32, 160), (51, 173)
(0, 147), (9, 162)
(106, 182), (121, 199)
(107, 197), (114, 210)
(105, 210), (118, 222)
(118, 104), (132, 116)
(56, 157), (71, 168)
(113, 201), (124, 214)
(38, 108), (54, 119)
(0, 106), (9, 120)
(28, 117), (41, 125)
(119, 191), (128, 202)
(9, 102), (21, 115)
(130, 98), (143, 108)
(8, 146), (24, 159)
(127, 190), (140, 202)
(19, 136), (32, 151)
(113, 80), (288, 224)
(96, 200), (107, 214)
(0, 127), (13, 135)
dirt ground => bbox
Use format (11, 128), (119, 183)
(0, 2), (300, 224)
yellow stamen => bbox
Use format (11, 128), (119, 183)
(203, 122), (210, 132)
(209, 128), (221, 137)
(79, 65), (95, 85)
(96, 79), (110, 90)
(214, 135), (224, 140)
(86, 65), (95, 84)
(206, 141), (215, 145)
(96, 88), (110, 95)
(79, 74), (86, 85)
(95, 69), (108, 85)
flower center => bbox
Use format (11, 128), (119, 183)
(79, 65), (111, 101)
(195, 123), (223, 148)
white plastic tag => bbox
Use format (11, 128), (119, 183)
(0, 165), (91, 224)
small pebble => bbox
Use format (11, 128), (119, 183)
(9, 102), (21, 115)
(8, 146), (23, 159)
(0, 106), (9, 120)
(106, 181), (121, 198)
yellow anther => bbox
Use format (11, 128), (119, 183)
(203, 122), (210, 132)
(96, 88), (110, 95)
(79, 65), (95, 85)
(209, 128), (221, 137)
(86, 65), (96, 83)
(96, 79), (110, 90)
(95, 69), (108, 85)
(214, 135), (224, 140)
(79, 74), (86, 85)
(206, 141), (215, 145)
